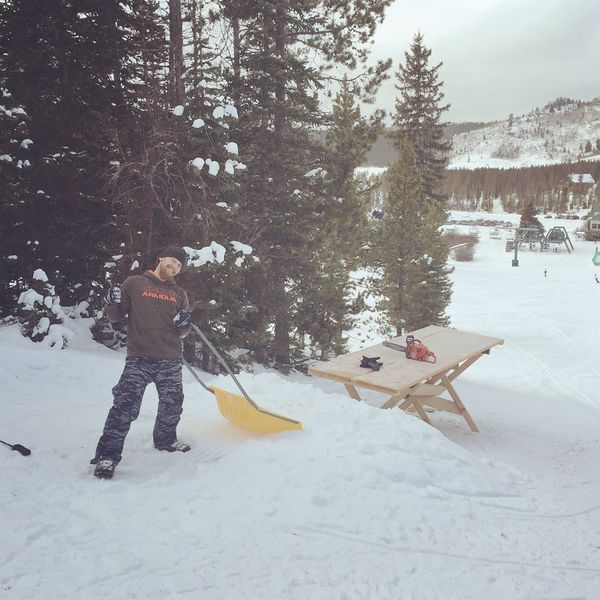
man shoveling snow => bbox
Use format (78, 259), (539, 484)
(90, 246), (192, 479)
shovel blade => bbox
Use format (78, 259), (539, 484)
(210, 386), (302, 434)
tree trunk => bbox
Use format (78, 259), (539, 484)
(232, 14), (240, 104)
(168, 0), (185, 106)
(272, 264), (291, 367)
(252, 310), (269, 365)
(271, 3), (291, 366)
(395, 257), (405, 336)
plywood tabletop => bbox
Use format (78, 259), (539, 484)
(308, 325), (504, 395)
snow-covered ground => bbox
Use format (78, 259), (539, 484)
(3, 213), (600, 599)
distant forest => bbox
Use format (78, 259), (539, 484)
(444, 160), (600, 212)
(362, 127), (600, 213)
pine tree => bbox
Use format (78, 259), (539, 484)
(519, 202), (543, 230)
(0, 0), (131, 315)
(374, 139), (424, 335)
(104, 0), (170, 265)
(295, 78), (384, 359)
(0, 78), (36, 316)
(220, 0), (393, 368)
(381, 33), (453, 334)
(402, 203), (451, 330)
(174, 1), (257, 366)
(390, 33), (451, 206)
(16, 268), (67, 346)
(101, 0), (254, 365)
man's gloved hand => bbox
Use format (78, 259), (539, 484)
(104, 286), (122, 305)
(173, 310), (191, 328)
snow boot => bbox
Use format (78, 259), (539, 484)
(93, 459), (116, 479)
(156, 440), (191, 453)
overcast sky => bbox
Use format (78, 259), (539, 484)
(369, 0), (600, 123)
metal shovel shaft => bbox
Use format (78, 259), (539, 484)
(182, 359), (214, 394)
(190, 323), (259, 409)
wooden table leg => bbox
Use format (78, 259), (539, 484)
(344, 383), (362, 401)
(440, 375), (479, 432)
(383, 394), (432, 425)
(411, 398), (433, 425)
(381, 394), (404, 409)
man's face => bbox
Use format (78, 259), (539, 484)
(157, 256), (182, 280)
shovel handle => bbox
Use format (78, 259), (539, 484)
(190, 324), (259, 409)
(182, 359), (215, 394)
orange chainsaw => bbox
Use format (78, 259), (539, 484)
(383, 335), (436, 363)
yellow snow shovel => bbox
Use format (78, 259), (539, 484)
(184, 324), (302, 435)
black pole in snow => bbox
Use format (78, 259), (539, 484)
(0, 439), (31, 456)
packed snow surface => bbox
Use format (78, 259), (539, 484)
(2, 212), (600, 599)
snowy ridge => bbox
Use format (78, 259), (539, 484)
(449, 97), (600, 169)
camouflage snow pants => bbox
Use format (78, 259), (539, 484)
(93, 357), (184, 464)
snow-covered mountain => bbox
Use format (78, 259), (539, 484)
(448, 97), (600, 169)
(363, 97), (600, 171)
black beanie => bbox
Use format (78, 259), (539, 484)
(159, 245), (187, 267)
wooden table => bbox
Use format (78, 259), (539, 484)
(308, 325), (504, 432)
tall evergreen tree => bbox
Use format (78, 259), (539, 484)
(324, 77), (385, 262)
(401, 202), (451, 330)
(0, 78), (35, 316)
(378, 33), (453, 334)
(0, 0), (131, 315)
(221, 0), (393, 368)
(104, 0), (170, 265)
(390, 33), (451, 206)
(296, 78), (384, 359)
(103, 0), (254, 364)
(374, 139), (424, 335)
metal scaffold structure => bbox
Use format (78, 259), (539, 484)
(543, 226), (574, 253)
(505, 226), (574, 266)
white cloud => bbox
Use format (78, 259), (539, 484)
(370, 0), (600, 122)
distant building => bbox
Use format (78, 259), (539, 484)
(569, 173), (595, 184)
(585, 202), (600, 241)
(560, 173), (595, 193)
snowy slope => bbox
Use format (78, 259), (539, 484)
(3, 215), (600, 599)
(449, 97), (600, 169)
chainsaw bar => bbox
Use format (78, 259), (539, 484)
(382, 336), (437, 363)
(382, 341), (407, 352)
